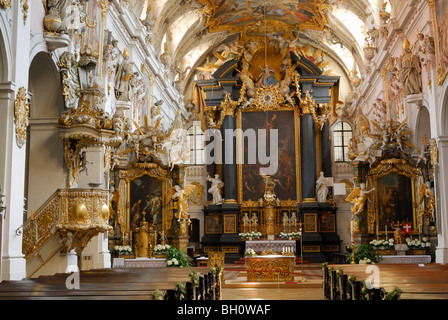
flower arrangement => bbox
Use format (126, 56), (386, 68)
(154, 244), (171, 253)
(346, 244), (381, 264)
(279, 232), (301, 239)
(165, 246), (192, 267)
(113, 245), (133, 256)
(370, 238), (394, 249)
(239, 232), (262, 239)
(244, 248), (257, 257)
(359, 257), (374, 264)
(405, 237), (431, 249)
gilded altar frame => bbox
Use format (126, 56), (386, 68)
(429, 0), (448, 85)
(122, 163), (172, 237)
(236, 106), (301, 206)
(370, 159), (420, 235)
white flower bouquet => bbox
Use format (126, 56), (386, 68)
(114, 245), (133, 256)
(166, 257), (179, 267)
(359, 257), (374, 265)
(405, 237), (431, 249)
(244, 248), (257, 257)
(239, 232), (262, 239)
(154, 244), (171, 253)
(279, 232), (301, 239)
(370, 238), (394, 249)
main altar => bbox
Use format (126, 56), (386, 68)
(198, 28), (342, 263)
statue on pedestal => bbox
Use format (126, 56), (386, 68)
(115, 49), (134, 102)
(207, 173), (224, 205)
(316, 171), (329, 203)
(251, 212), (258, 232)
(134, 220), (150, 258)
(399, 38), (422, 96)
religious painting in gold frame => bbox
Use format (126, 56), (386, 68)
(205, 214), (222, 234)
(223, 214), (237, 234)
(236, 107), (301, 205)
(370, 159), (419, 235)
(429, 0), (448, 85)
(123, 163), (171, 237)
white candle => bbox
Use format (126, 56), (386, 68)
(350, 220), (354, 244)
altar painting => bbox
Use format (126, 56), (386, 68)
(129, 175), (163, 232)
(430, 0), (448, 84)
(376, 173), (414, 232)
(238, 110), (299, 203)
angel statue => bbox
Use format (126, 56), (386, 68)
(165, 182), (203, 221)
(345, 183), (375, 218)
(419, 181), (436, 221)
(207, 173), (224, 205)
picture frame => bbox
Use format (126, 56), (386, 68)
(223, 214), (237, 234)
(237, 109), (301, 204)
(429, 0), (448, 85)
(205, 214), (222, 234)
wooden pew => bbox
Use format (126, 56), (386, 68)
(0, 267), (221, 301)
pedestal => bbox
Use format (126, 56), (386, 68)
(394, 244), (409, 256)
(170, 235), (190, 255)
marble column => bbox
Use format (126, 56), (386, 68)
(435, 136), (448, 263)
(221, 114), (238, 205)
(0, 1), (31, 281)
(300, 113), (317, 200)
(321, 121), (332, 178)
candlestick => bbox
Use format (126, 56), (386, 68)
(376, 223), (379, 240)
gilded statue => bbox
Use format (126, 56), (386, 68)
(419, 182), (436, 221)
(134, 220), (150, 258)
(345, 183), (375, 217)
(391, 223), (403, 245)
(399, 38), (422, 96)
(165, 182), (203, 221)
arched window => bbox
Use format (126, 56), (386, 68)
(333, 122), (353, 162)
(187, 123), (205, 165)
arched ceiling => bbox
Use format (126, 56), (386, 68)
(131, 0), (387, 100)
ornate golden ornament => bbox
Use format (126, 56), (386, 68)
(22, 189), (112, 259)
(20, 0), (28, 24)
(14, 87), (29, 148)
(72, 203), (88, 221)
(251, 86), (285, 111)
(430, 138), (438, 166)
(0, 0), (11, 9)
(101, 203), (110, 220)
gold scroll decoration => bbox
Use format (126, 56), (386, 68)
(14, 87), (29, 148)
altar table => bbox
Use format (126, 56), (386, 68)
(246, 255), (295, 282)
(378, 255), (431, 264)
(112, 257), (167, 268)
(245, 240), (296, 255)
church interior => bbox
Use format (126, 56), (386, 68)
(1, 0), (448, 302)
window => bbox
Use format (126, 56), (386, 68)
(187, 123), (205, 165)
(333, 122), (353, 162)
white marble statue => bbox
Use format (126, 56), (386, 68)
(207, 173), (224, 205)
(316, 171), (329, 203)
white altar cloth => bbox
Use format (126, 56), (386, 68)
(378, 255), (431, 264)
(245, 240), (296, 254)
(112, 257), (167, 268)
